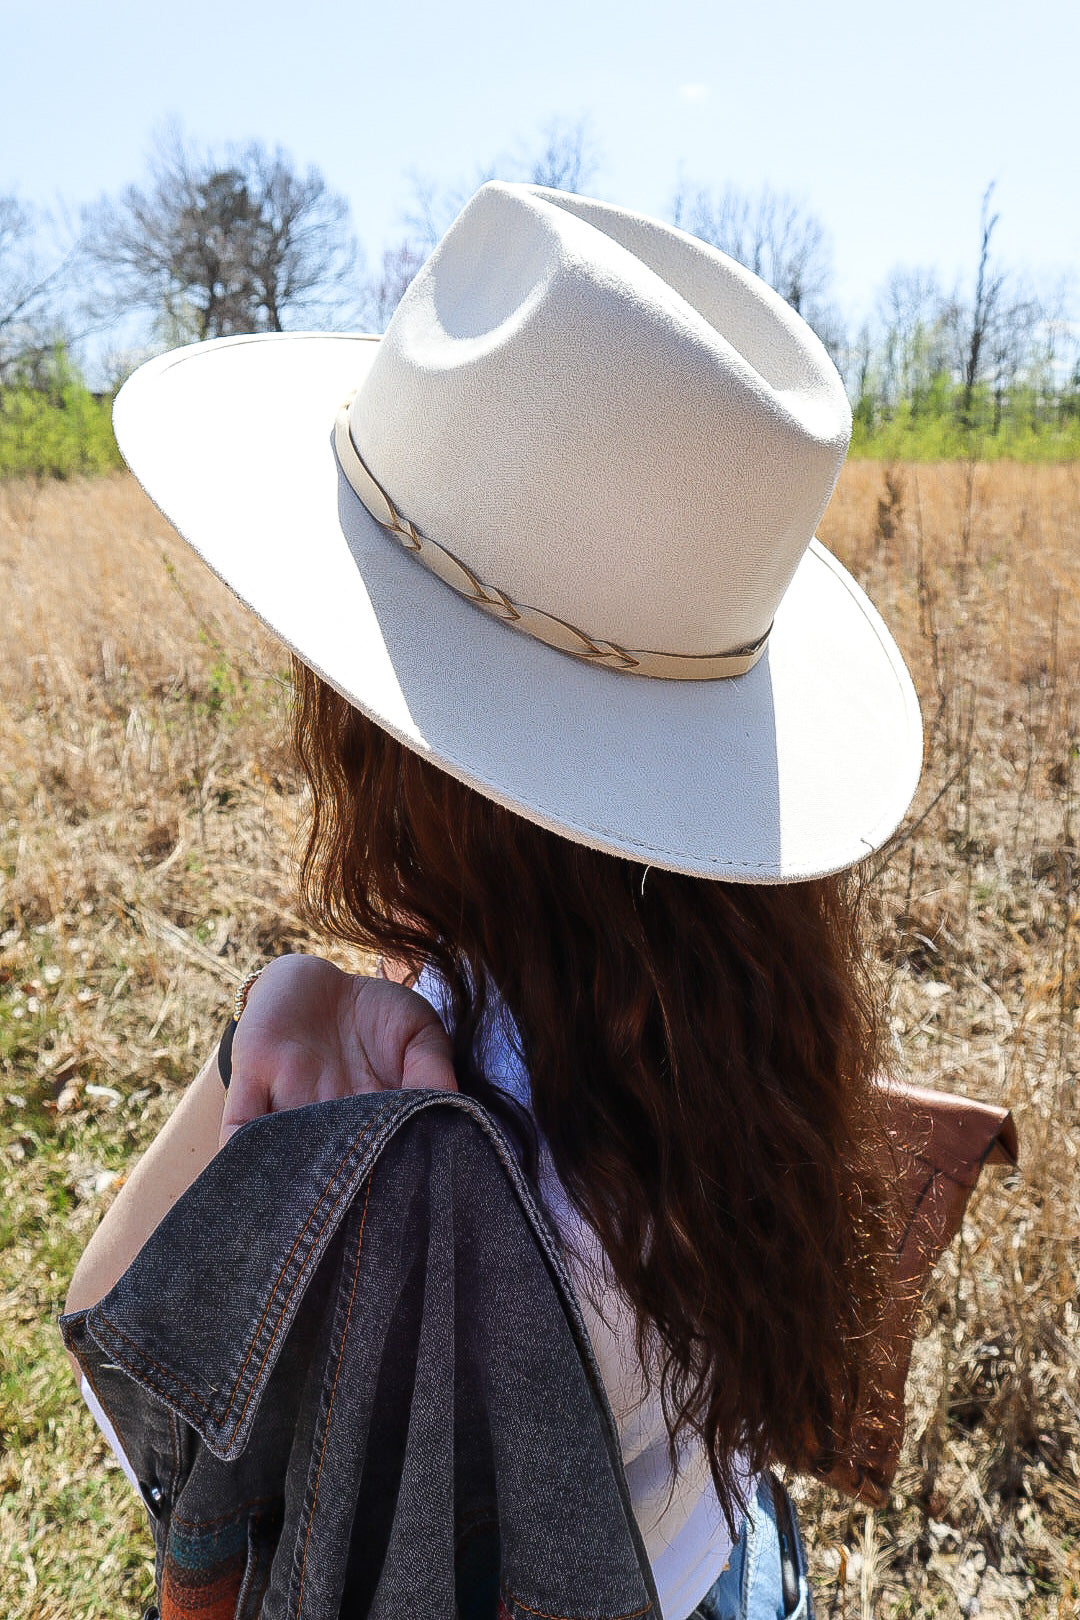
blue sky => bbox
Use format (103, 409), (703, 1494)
(4, 0), (1078, 336)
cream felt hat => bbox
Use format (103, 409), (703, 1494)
(113, 181), (922, 881)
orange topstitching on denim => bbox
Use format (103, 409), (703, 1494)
(218, 1115), (385, 1437)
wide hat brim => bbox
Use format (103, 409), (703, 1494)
(114, 332), (922, 883)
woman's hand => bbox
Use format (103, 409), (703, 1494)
(219, 954), (456, 1147)
(67, 955), (453, 1321)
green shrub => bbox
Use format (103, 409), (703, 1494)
(0, 349), (122, 479)
(850, 377), (1080, 462)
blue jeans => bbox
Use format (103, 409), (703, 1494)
(692, 1474), (813, 1620)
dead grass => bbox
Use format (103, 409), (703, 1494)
(806, 461), (1080, 1620)
(1, 466), (1078, 1618)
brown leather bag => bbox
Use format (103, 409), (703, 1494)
(817, 1080), (1019, 1503)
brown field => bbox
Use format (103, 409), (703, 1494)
(1, 463), (1078, 1618)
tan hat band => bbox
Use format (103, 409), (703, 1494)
(334, 406), (769, 681)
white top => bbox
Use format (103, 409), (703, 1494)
(417, 969), (751, 1620)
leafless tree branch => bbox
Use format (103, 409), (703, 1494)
(81, 129), (359, 343)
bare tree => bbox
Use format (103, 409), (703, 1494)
(673, 183), (843, 355)
(843, 319), (875, 424)
(987, 288), (1045, 431)
(942, 185), (1050, 435)
(362, 241), (427, 333)
(674, 185), (828, 314)
(402, 118), (601, 250)
(363, 119), (600, 331)
(0, 195), (67, 383)
(525, 118), (599, 194)
(876, 268), (952, 412)
(82, 132), (357, 342)
(960, 183), (1005, 424)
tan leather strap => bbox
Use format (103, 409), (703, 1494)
(334, 406), (770, 681)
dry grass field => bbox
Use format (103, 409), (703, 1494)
(1, 463), (1078, 1618)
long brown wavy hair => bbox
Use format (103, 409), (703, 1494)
(291, 658), (894, 1525)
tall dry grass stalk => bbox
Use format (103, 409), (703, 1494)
(1, 466), (1078, 1618)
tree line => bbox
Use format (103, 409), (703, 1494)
(2, 124), (1077, 476)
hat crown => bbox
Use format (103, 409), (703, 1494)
(350, 182), (851, 658)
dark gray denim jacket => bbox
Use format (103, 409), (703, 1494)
(61, 1090), (661, 1620)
